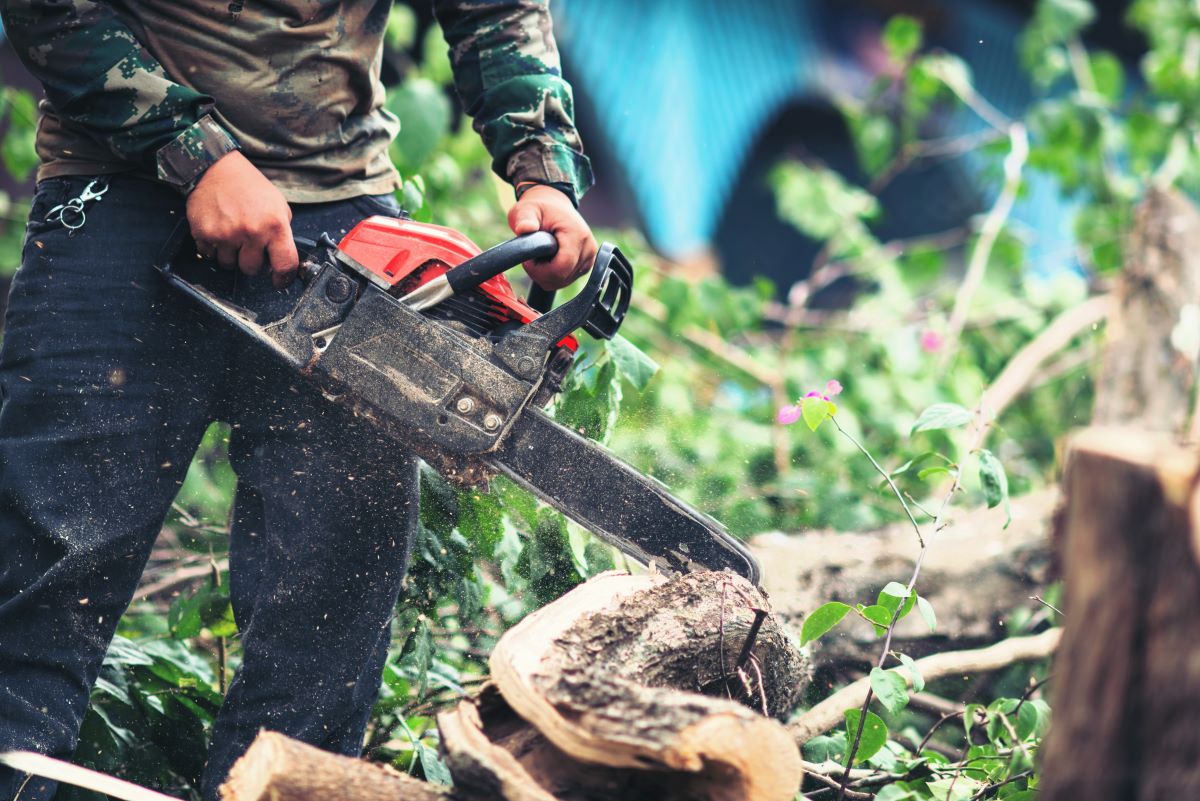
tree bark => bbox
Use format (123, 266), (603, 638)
(1038, 428), (1200, 801)
(219, 731), (451, 801)
(1092, 187), (1200, 435)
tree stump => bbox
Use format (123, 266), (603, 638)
(1093, 187), (1200, 435)
(1038, 428), (1200, 800)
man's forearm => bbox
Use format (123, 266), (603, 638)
(0, 0), (238, 191)
(433, 0), (594, 204)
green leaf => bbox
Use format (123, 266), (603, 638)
(1039, 0), (1096, 39)
(1016, 699), (1051, 740)
(1, 90), (38, 182)
(800, 601), (851, 646)
(409, 619), (435, 696)
(963, 702), (985, 741)
(882, 15), (923, 62)
(876, 785), (918, 801)
(607, 336), (660, 391)
(1001, 791), (1037, 801)
(917, 465), (956, 481)
(418, 742), (453, 785)
(877, 584), (916, 621)
(928, 776), (983, 801)
(860, 604), (893, 635)
(802, 397), (836, 431)
(911, 403), (973, 434)
(386, 77), (452, 174)
(802, 733), (847, 764)
(843, 709), (888, 765)
(916, 595), (937, 632)
(898, 653), (925, 693)
(977, 449), (1012, 527)
(870, 667), (910, 715)
(401, 177), (425, 215)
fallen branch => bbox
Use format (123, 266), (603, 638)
(136, 561), (225, 599)
(979, 294), (1110, 422)
(942, 123), (1029, 364)
(789, 629), (1061, 745)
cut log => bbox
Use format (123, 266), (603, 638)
(750, 488), (1056, 665)
(479, 570), (807, 801)
(1039, 428), (1200, 801)
(1093, 187), (1200, 435)
(219, 730), (451, 801)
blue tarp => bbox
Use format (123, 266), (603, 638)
(555, 0), (1077, 274)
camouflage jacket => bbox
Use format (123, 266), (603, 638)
(0, 0), (593, 203)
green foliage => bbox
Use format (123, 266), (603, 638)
(63, 636), (222, 801)
(910, 404), (974, 435)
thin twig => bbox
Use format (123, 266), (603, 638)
(917, 709), (968, 755)
(1029, 595), (1064, 617)
(804, 768), (875, 800)
(831, 416), (924, 548)
(834, 404), (997, 800)
(969, 769), (1034, 800)
(718, 580), (732, 700)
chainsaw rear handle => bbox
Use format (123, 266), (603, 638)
(445, 231), (557, 295)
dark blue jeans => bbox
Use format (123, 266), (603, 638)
(0, 175), (419, 800)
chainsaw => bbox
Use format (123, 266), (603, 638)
(156, 215), (761, 584)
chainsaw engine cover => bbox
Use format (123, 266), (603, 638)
(337, 216), (580, 350)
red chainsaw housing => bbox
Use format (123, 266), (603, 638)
(337, 216), (578, 352)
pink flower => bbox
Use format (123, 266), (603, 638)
(825, 379), (843, 397)
(777, 405), (803, 425)
(920, 329), (944, 353)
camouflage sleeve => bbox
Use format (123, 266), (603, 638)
(433, 0), (594, 204)
(0, 0), (239, 191)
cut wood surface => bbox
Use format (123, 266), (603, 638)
(1039, 428), (1200, 801)
(219, 730), (450, 801)
(485, 570), (807, 801)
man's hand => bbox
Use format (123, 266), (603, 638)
(186, 151), (299, 288)
(508, 184), (598, 290)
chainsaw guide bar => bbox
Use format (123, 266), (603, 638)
(156, 217), (761, 585)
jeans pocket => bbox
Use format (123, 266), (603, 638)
(22, 176), (101, 241)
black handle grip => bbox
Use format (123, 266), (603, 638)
(445, 231), (557, 295)
(527, 284), (556, 313)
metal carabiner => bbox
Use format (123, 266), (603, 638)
(44, 179), (108, 234)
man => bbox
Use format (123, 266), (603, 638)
(0, 1), (596, 798)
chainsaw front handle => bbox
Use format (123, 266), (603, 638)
(445, 231), (557, 295)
